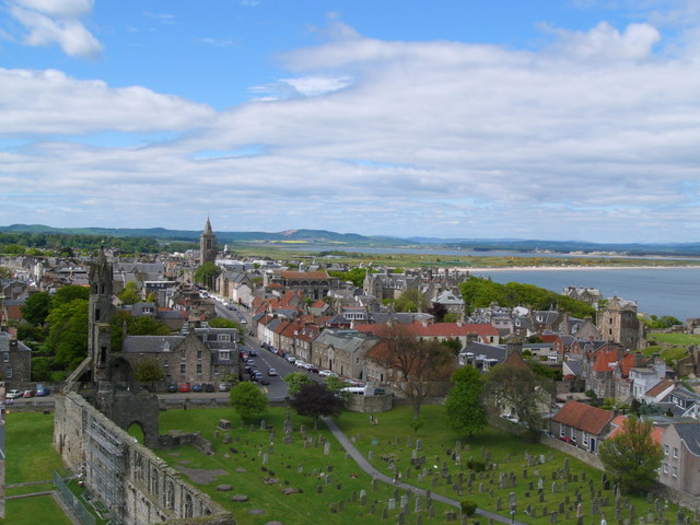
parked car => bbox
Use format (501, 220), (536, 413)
(286, 356), (296, 364)
(192, 384), (203, 392)
(35, 384), (51, 396)
(249, 349), (258, 357)
(319, 369), (336, 377)
(6, 389), (22, 399)
(218, 382), (232, 392)
(267, 368), (278, 376)
(177, 383), (191, 393)
(203, 383), (215, 393)
(167, 384), (178, 393)
(22, 389), (36, 398)
(259, 377), (270, 385)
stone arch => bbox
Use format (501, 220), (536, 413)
(165, 480), (175, 509)
(110, 357), (134, 383)
(184, 493), (193, 518)
(128, 421), (145, 444)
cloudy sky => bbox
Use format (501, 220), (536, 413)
(2, 0), (700, 242)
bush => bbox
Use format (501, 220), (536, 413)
(466, 459), (486, 472)
(460, 500), (477, 516)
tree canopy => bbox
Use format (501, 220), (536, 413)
(134, 358), (165, 384)
(460, 276), (595, 318)
(328, 268), (367, 288)
(51, 285), (90, 308)
(21, 291), (51, 326)
(284, 372), (313, 397)
(230, 382), (268, 422)
(445, 366), (487, 437)
(117, 282), (141, 305)
(46, 298), (89, 370)
(599, 416), (663, 494)
(289, 382), (344, 420)
(194, 262), (221, 289)
(394, 288), (430, 313)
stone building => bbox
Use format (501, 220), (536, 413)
(550, 400), (615, 454)
(199, 217), (217, 266)
(121, 326), (238, 387)
(311, 329), (380, 379)
(659, 422), (700, 496)
(596, 296), (643, 350)
(263, 270), (339, 300)
(0, 331), (31, 388)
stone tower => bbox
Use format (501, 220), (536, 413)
(88, 249), (113, 383)
(596, 296), (642, 350)
(199, 217), (217, 266)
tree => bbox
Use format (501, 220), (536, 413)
(134, 358), (165, 389)
(599, 416), (663, 493)
(110, 311), (171, 352)
(194, 262), (221, 289)
(289, 382), (344, 424)
(441, 337), (462, 355)
(284, 372), (312, 396)
(51, 285), (90, 308)
(118, 282), (141, 305)
(21, 291), (51, 326)
(394, 288), (430, 313)
(443, 312), (459, 323)
(45, 298), (89, 369)
(484, 358), (552, 439)
(324, 375), (349, 392)
(373, 324), (455, 418)
(229, 382), (268, 422)
(445, 366), (487, 437)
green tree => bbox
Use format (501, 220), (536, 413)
(110, 311), (171, 352)
(443, 312), (459, 323)
(51, 285), (90, 308)
(324, 375), (349, 392)
(118, 282), (141, 305)
(230, 382), (268, 422)
(289, 382), (344, 424)
(394, 288), (430, 313)
(484, 360), (552, 440)
(445, 366), (487, 437)
(208, 317), (244, 338)
(441, 337), (462, 355)
(599, 416), (663, 493)
(284, 372), (313, 396)
(134, 358), (165, 389)
(0, 266), (12, 278)
(20, 291), (52, 326)
(194, 262), (221, 289)
(46, 298), (89, 369)
(328, 268), (367, 288)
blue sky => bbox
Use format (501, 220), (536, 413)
(1, 0), (700, 242)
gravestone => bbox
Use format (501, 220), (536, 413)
(323, 442), (331, 456)
(388, 498), (396, 511)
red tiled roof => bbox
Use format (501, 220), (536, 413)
(552, 401), (614, 436)
(608, 415), (664, 444)
(311, 300), (327, 308)
(280, 271), (329, 280)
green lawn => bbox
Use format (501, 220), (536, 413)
(642, 344), (689, 363)
(335, 405), (690, 525)
(649, 332), (700, 346)
(5, 412), (65, 484)
(158, 407), (454, 525)
(5, 495), (73, 525)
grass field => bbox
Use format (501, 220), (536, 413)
(158, 407), (455, 525)
(4, 495), (73, 525)
(649, 332), (700, 346)
(335, 405), (691, 525)
(4, 411), (65, 484)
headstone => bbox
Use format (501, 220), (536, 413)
(388, 498), (396, 511)
(323, 442), (330, 456)
(262, 453), (269, 465)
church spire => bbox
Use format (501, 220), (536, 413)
(204, 216), (213, 234)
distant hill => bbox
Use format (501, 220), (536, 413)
(1, 224), (699, 256)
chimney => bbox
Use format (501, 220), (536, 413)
(9, 339), (18, 351)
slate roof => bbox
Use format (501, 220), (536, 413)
(673, 422), (700, 456)
(122, 335), (185, 353)
(280, 271), (329, 280)
(0, 332), (31, 352)
(645, 379), (675, 397)
(552, 401), (614, 435)
(314, 329), (377, 354)
(460, 342), (507, 362)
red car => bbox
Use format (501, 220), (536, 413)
(22, 389), (36, 398)
(177, 383), (191, 393)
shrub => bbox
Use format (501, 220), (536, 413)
(466, 459), (486, 472)
(460, 500), (477, 516)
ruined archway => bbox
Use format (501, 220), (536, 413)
(110, 357), (134, 384)
(128, 422), (145, 443)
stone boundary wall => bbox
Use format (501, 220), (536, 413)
(346, 393), (393, 413)
(54, 392), (234, 525)
(540, 436), (604, 470)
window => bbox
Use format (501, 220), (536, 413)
(219, 351), (230, 361)
(180, 364), (186, 374)
(560, 426), (566, 438)
(582, 432), (589, 446)
(571, 428), (577, 442)
(672, 466), (678, 478)
(5, 367), (12, 378)
(196, 364), (202, 374)
(2, 352), (8, 362)
(197, 350), (202, 359)
(664, 444), (669, 456)
(663, 464), (669, 475)
(673, 447), (678, 458)
(217, 334), (230, 342)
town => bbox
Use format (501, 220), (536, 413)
(1, 219), (700, 524)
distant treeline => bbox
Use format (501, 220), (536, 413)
(0, 231), (196, 255)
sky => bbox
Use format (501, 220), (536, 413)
(2, 0), (700, 242)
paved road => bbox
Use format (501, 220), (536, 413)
(322, 416), (526, 525)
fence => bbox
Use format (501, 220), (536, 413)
(53, 472), (97, 525)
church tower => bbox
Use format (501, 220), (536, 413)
(199, 217), (217, 266)
(88, 249), (113, 383)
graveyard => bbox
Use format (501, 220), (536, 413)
(336, 405), (698, 525)
(157, 406), (457, 525)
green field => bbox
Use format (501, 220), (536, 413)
(649, 332), (700, 346)
(335, 405), (690, 525)
(158, 407), (454, 525)
(5, 411), (65, 484)
(4, 495), (73, 525)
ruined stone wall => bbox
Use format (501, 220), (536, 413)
(54, 392), (233, 525)
(346, 393), (393, 413)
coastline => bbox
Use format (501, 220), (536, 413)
(464, 265), (700, 272)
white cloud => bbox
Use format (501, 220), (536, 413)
(4, 18), (700, 241)
(7, 0), (101, 58)
(0, 68), (215, 134)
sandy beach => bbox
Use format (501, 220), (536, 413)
(463, 265), (700, 272)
